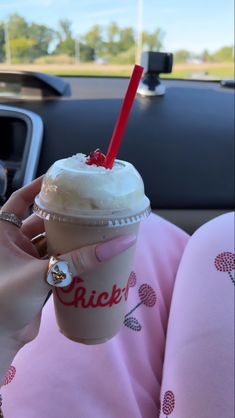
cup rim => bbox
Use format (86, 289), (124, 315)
(33, 199), (151, 227)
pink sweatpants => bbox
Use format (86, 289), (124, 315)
(1, 213), (234, 418)
(160, 212), (234, 418)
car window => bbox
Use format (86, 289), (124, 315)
(0, 0), (234, 80)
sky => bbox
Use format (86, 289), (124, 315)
(0, 0), (234, 53)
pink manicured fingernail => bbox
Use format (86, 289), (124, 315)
(95, 234), (137, 262)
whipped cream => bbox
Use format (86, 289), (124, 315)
(36, 153), (149, 217)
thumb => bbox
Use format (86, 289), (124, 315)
(60, 234), (137, 277)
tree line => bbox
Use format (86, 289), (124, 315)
(0, 14), (164, 64)
(0, 14), (233, 64)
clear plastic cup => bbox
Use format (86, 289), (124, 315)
(34, 154), (150, 344)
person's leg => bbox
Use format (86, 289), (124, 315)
(160, 212), (234, 418)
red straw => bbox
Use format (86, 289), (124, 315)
(104, 64), (144, 169)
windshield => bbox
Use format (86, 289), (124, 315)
(0, 0), (234, 80)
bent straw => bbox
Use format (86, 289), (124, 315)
(104, 64), (144, 169)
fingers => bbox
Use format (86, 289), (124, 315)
(60, 234), (137, 278)
(1, 176), (43, 219)
(22, 214), (45, 239)
(46, 234), (137, 288)
(95, 234), (137, 262)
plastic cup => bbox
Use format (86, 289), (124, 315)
(34, 155), (150, 344)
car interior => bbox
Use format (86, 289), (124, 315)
(0, 52), (234, 235)
(0, 3), (234, 415)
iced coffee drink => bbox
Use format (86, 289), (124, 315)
(34, 152), (150, 344)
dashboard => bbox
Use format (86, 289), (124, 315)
(0, 74), (234, 233)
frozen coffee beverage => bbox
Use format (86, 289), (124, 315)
(34, 151), (150, 344)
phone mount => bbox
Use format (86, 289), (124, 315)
(137, 51), (173, 97)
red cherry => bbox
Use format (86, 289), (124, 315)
(86, 149), (106, 167)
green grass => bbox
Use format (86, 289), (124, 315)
(1, 62), (234, 79)
(44, 68), (131, 77)
(165, 67), (234, 79)
(42, 65), (131, 77)
(44, 66), (234, 79)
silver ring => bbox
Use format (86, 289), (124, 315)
(47, 256), (72, 288)
(0, 212), (23, 228)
